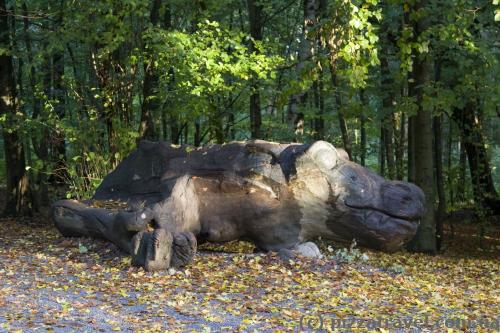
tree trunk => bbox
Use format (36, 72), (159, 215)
(288, 0), (318, 138)
(433, 61), (445, 251)
(405, 6), (416, 184)
(454, 103), (500, 214)
(0, 0), (32, 216)
(209, 103), (225, 144)
(249, 92), (261, 139)
(338, 109), (351, 159)
(22, 2), (49, 208)
(379, 25), (396, 179)
(50, 5), (67, 184)
(161, 107), (168, 140)
(313, 1), (326, 140)
(384, 118), (396, 179)
(407, 118), (416, 183)
(395, 113), (405, 180)
(139, 62), (159, 140)
(330, 70), (352, 159)
(446, 117), (454, 203)
(247, 0), (263, 139)
(138, 0), (162, 141)
(194, 120), (201, 147)
(227, 112), (236, 140)
(379, 126), (386, 177)
(171, 118), (180, 145)
(359, 90), (367, 166)
(183, 122), (189, 144)
(456, 134), (467, 202)
(360, 116), (366, 166)
(434, 114), (446, 251)
(313, 77), (325, 140)
(318, 74), (325, 140)
(407, 0), (436, 253)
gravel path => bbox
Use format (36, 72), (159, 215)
(1, 217), (498, 333)
(0, 220), (338, 332)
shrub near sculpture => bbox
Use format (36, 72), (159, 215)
(52, 140), (425, 271)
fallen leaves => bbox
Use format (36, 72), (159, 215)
(0, 218), (498, 332)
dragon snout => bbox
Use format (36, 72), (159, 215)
(381, 181), (426, 221)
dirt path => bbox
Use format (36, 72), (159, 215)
(0, 212), (498, 332)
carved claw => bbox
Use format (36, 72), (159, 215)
(171, 232), (197, 268)
(131, 229), (173, 271)
(131, 229), (196, 271)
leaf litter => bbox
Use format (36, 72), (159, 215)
(0, 218), (498, 332)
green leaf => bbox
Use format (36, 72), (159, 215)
(79, 244), (88, 254)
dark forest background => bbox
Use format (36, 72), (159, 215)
(0, 0), (499, 253)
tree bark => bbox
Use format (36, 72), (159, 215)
(359, 90), (367, 166)
(171, 118), (180, 145)
(395, 113), (405, 180)
(337, 109), (352, 159)
(456, 133), (467, 202)
(434, 114), (445, 251)
(209, 102), (224, 144)
(138, 0), (162, 141)
(433, 61), (445, 251)
(407, 0), (436, 253)
(313, 77), (325, 140)
(0, 0), (32, 216)
(161, 106), (168, 140)
(454, 103), (500, 214)
(50, 4), (67, 184)
(22, 2), (49, 209)
(194, 120), (201, 147)
(446, 117), (454, 203)
(330, 70), (352, 159)
(383, 117), (396, 179)
(183, 122), (189, 144)
(288, 0), (318, 138)
(313, 0), (326, 140)
(247, 0), (263, 139)
(407, 117), (416, 183)
(379, 20), (396, 179)
(404, 6), (416, 184)
(379, 126), (386, 177)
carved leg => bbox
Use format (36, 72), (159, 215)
(131, 230), (197, 271)
(131, 229), (173, 271)
(52, 199), (197, 271)
(52, 200), (116, 238)
(171, 232), (197, 268)
(51, 199), (154, 252)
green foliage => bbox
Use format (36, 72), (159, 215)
(331, 239), (370, 263)
(0, 0), (498, 204)
(323, 0), (381, 88)
(388, 263), (406, 274)
(147, 21), (283, 124)
(64, 152), (111, 200)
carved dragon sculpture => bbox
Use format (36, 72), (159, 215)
(52, 140), (425, 271)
